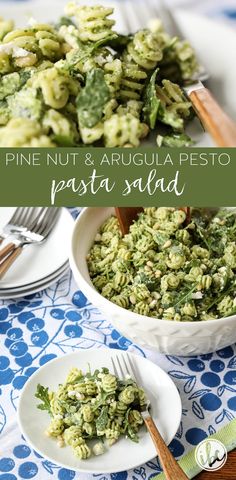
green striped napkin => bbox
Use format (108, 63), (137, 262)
(154, 418), (236, 479)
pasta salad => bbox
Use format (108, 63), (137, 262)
(0, 2), (198, 147)
(87, 208), (236, 321)
(35, 366), (146, 459)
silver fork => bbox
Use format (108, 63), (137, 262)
(0, 208), (60, 279)
(121, 0), (236, 146)
(112, 354), (189, 480)
(0, 208), (38, 244)
(0, 208), (48, 259)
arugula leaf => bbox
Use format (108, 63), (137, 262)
(35, 384), (52, 415)
(195, 223), (211, 251)
(206, 280), (236, 312)
(123, 407), (131, 432)
(52, 135), (79, 147)
(19, 69), (33, 86)
(107, 33), (133, 52)
(96, 406), (109, 431)
(67, 35), (117, 67)
(134, 272), (159, 292)
(92, 392), (114, 411)
(143, 68), (161, 129)
(170, 284), (197, 310)
(153, 231), (170, 248)
(117, 378), (135, 390)
(76, 68), (110, 128)
(123, 406), (141, 442)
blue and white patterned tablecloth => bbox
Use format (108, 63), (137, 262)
(0, 207), (236, 480)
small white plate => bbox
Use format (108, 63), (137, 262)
(0, 260), (69, 292)
(18, 350), (182, 473)
(0, 208), (74, 289)
(0, 263), (70, 299)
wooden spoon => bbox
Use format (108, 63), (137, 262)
(115, 207), (191, 234)
(115, 208), (144, 235)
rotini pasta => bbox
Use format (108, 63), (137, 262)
(35, 364), (146, 459)
(104, 113), (148, 147)
(65, 3), (115, 42)
(126, 29), (163, 70)
(88, 208), (236, 322)
(0, 2), (199, 146)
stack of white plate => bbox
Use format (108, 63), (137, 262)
(0, 208), (74, 299)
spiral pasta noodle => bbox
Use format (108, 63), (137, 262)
(0, 117), (55, 146)
(104, 58), (122, 96)
(127, 29), (163, 70)
(31, 66), (80, 109)
(120, 55), (147, 101)
(104, 112), (148, 147)
(65, 3), (115, 42)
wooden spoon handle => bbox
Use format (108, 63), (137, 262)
(115, 207), (144, 235)
(0, 242), (16, 262)
(0, 247), (23, 279)
(189, 87), (236, 147)
(145, 416), (189, 480)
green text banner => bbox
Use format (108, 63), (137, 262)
(0, 148), (235, 206)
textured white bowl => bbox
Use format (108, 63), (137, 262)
(69, 208), (236, 356)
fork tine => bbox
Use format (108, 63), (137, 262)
(0, 207), (60, 277)
(119, 2), (134, 34)
(18, 207), (36, 228)
(32, 208), (52, 234)
(146, 0), (160, 17)
(126, 354), (137, 380)
(29, 208), (59, 238)
(9, 207), (29, 226)
(112, 353), (137, 381)
(20, 207), (36, 227)
(116, 354), (126, 380)
(131, 2), (151, 28)
(27, 207), (49, 233)
(111, 357), (119, 377)
(153, 0), (184, 38)
(122, 355), (132, 378)
(39, 208), (60, 238)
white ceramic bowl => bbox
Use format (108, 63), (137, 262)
(69, 208), (236, 356)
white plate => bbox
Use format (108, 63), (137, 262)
(0, 2), (235, 146)
(0, 263), (70, 299)
(18, 350), (182, 473)
(0, 260), (69, 292)
(0, 208), (73, 289)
